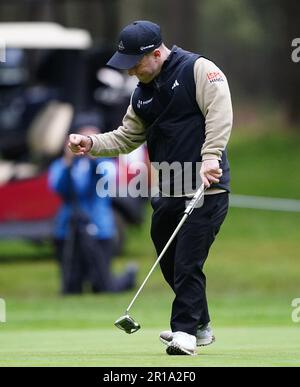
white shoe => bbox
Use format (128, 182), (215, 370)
(160, 324), (215, 347)
(159, 330), (173, 345)
(166, 331), (197, 356)
(196, 324), (215, 346)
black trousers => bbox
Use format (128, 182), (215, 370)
(150, 192), (229, 336)
(55, 236), (134, 294)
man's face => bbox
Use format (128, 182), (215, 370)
(128, 51), (160, 83)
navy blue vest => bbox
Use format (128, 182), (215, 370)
(132, 46), (230, 194)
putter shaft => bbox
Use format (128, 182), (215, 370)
(126, 185), (205, 314)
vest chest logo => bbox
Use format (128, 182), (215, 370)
(171, 79), (180, 90)
(137, 97), (153, 109)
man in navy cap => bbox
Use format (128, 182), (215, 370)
(68, 20), (233, 356)
(107, 20), (163, 72)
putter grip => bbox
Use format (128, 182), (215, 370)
(184, 185), (205, 215)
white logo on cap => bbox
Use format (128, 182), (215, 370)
(140, 44), (155, 51)
(118, 41), (125, 51)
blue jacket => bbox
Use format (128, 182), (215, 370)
(48, 157), (115, 240)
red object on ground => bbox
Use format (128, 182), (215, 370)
(0, 173), (61, 222)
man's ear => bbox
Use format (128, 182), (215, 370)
(153, 49), (161, 58)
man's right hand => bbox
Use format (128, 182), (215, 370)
(68, 134), (92, 155)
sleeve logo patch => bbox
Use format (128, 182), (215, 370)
(207, 71), (224, 83)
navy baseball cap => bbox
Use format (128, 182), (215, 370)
(107, 20), (162, 70)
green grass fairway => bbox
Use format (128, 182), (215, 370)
(1, 327), (300, 367)
(1, 291), (300, 367)
(1, 132), (300, 367)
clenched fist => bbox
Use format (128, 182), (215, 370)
(68, 134), (93, 156)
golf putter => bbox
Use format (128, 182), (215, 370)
(114, 184), (206, 334)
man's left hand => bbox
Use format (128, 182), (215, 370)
(200, 159), (222, 188)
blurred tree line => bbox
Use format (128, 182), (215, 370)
(1, 0), (299, 127)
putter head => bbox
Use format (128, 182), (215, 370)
(114, 314), (141, 334)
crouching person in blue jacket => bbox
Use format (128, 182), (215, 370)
(48, 121), (137, 294)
